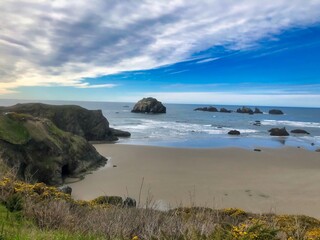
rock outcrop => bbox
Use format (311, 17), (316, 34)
(228, 130), (240, 135)
(269, 109), (284, 115)
(290, 129), (310, 134)
(0, 103), (130, 141)
(236, 107), (254, 114)
(0, 112), (107, 185)
(254, 108), (263, 114)
(220, 108), (232, 113)
(131, 98), (166, 114)
(268, 127), (289, 136)
(194, 106), (218, 112)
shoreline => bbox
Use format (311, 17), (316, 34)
(68, 144), (320, 218)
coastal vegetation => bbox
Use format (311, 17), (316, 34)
(1, 174), (320, 240)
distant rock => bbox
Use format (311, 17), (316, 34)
(194, 106), (218, 112)
(268, 127), (289, 136)
(253, 120), (261, 126)
(236, 106), (254, 114)
(0, 113), (107, 185)
(254, 108), (263, 114)
(58, 186), (72, 195)
(290, 129), (310, 134)
(228, 130), (240, 135)
(269, 109), (284, 115)
(131, 97), (166, 114)
(0, 103), (128, 142)
(316, 149), (320, 152)
(254, 148), (261, 152)
(220, 108), (232, 113)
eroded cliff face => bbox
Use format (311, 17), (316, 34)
(0, 103), (130, 141)
(0, 112), (107, 185)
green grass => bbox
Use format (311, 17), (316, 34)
(0, 205), (104, 240)
(0, 114), (30, 145)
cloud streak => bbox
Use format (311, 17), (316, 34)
(1, 0), (320, 93)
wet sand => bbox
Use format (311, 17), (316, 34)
(68, 144), (320, 218)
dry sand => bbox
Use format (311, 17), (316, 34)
(68, 144), (320, 218)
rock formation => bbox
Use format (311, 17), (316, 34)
(0, 103), (130, 141)
(236, 107), (254, 114)
(254, 108), (263, 114)
(290, 129), (310, 134)
(269, 109), (284, 115)
(0, 112), (107, 185)
(228, 130), (241, 135)
(194, 106), (218, 112)
(220, 108), (232, 113)
(268, 127), (289, 136)
(131, 97), (166, 114)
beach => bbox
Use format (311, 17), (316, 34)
(69, 144), (320, 218)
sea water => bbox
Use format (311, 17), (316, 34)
(1, 99), (320, 150)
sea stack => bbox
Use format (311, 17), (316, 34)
(269, 109), (284, 115)
(131, 97), (166, 114)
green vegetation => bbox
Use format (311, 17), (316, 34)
(0, 113), (30, 144)
(1, 176), (320, 240)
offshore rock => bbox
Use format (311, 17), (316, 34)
(269, 109), (284, 115)
(290, 129), (310, 134)
(268, 127), (289, 136)
(131, 97), (166, 114)
(194, 106), (218, 112)
(236, 106), (254, 114)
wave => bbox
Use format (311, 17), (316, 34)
(119, 119), (259, 138)
(261, 120), (320, 128)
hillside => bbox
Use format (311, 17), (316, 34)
(0, 103), (130, 141)
(0, 112), (106, 185)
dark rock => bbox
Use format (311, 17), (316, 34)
(123, 197), (137, 208)
(110, 128), (131, 137)
(58, 186), (72, 195)
(290, 129), (310, 134)
(0, 103), (129, 141)
(316, 149), (320, 152)
(0, 113), (107, 185)
(253, 120), (261, 126)
(220, 108), (232, 113)
(131, 97), (166, 114)
(236, 106), (254, 114)
(254, 149), (261, 152)
(269, 109), (284, 115)
(194, 106), (218, 112)
(268, 127), (289, 136)
(254, 107), (263, 114)
(311, 143), (315, 146)
(228, 130), (240, 135)
(113, 165), (117, 168)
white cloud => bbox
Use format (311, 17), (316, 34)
(1, 0), (320, 93)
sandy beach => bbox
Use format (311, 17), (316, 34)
(69, 144), (320, 218)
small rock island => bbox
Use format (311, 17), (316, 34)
(131, 97), (166, 114)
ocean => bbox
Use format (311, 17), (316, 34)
(1, 99), (320, 150)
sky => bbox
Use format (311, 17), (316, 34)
(1, 0), (320, 107)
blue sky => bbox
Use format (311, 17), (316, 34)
(1, 1), (320, 107)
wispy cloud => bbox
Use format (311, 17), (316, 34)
(1, 0), (320, 93)
(75, 83), (119, 89)
(196, 57), (220, 64)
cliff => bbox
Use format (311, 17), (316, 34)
(0, 103), (130, 141)
(0, 112), (107, 185)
